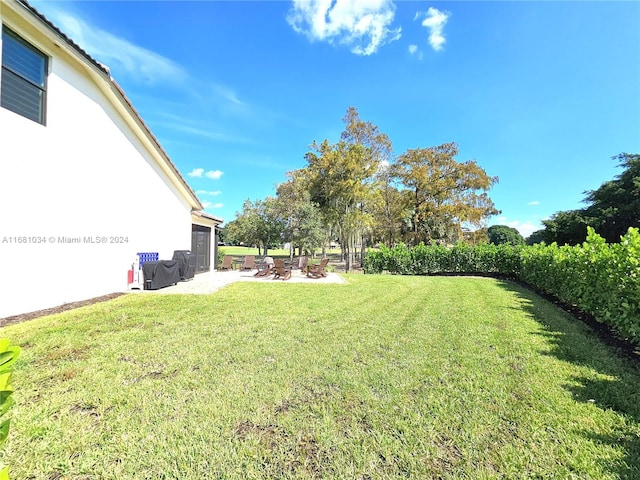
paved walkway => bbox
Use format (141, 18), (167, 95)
(133, 268), (346, 295)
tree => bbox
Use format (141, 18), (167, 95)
(487, 225), (525, 245)
(339, 106), (394, 267)
(304, 107), (392, 271)
(276, 170), (325, 256)
(393, 142), (500, 245)
(226, 198), (284, 255)
(584, 153), (640, 242)
(526, 153), (639, 245)
(540, 210), (592, 246)
(370, 167), (406, 247)
(526, 229), (547, 246)
(462, 227), (489, 245)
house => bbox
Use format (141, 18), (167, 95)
(0, 0), (222, 318)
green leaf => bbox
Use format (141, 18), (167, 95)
(0, 419), (10, 445)
(0, 392), (14, 418)
(0, 373), (11, 391)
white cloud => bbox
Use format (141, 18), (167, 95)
(32, 2), (249, 113)
(408, 44), (423, 60)
(39, 9), (187, 85)
(196, 190), (222, 196)
(201, 201), (223, 209)
(164, 122), (253, 144)
(416, 7), (450, 51)
(504, 220), (539, 238)
(527, 200), (540, 206)
(287, 0), (402, 56)
(188, 168), (204, 178)
(205, 170), (224, 180)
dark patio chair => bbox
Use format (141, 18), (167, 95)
(220, 255), (233, 271)
(254, 256), (274, 277)
(241, 255), (256, 270)
(272, 258), (292, 281)
(306, 258), (330, 278)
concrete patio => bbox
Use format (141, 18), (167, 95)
(135, 268), (346, 295)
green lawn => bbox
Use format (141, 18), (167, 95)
(2, 276), (640, 479)
(219, 246), (292, 257)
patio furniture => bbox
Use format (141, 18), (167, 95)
(142, 260), (180, 290)
(254, 256), (274, 277)
(172, 250), (196, 280)
(220, 255), (233, 271)
(272, 258), (292, 281)
(307, 258), (330, 278)
(241, 255), (256, 270)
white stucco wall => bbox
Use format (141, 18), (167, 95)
(0, 15), (195, 318)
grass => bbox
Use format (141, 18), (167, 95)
(219, 246), (292, 257)
(2, 275), (640, 479)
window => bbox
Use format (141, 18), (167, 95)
(1, 26), (48, 124)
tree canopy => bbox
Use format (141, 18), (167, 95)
(226, 106), (501, 268)
(527, 153), (639, 245)
(393, 142), (500, 245)
(487, 225), (525, 246)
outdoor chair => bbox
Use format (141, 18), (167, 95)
(306, 258), (330, 278)
(254, 256), (274, 277)
(220, 255), (233, 271)
(272, 258), (292, 281)
(241, 255), (256, 270)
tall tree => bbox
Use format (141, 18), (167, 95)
(305, 107), (392, 271)
(340, 106), (394, 266)
(584, 153), (640, 242)
(527, 153), (639, 245)
(539, 210), (592, 246)
(276, 170), (325, 256)
(370, 163), (406, 247)
(227, 198), (284, 255)
(393, 142), (500, 245)
(487, 225), (525, 245)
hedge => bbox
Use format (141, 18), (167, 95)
(363, 227), (640, 344)
(362, 242), (522, 277)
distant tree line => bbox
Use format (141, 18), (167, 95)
(224, 107), (500, 271)
(527, 153), (640, 245)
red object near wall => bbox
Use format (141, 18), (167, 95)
(127, 270), (134, 284)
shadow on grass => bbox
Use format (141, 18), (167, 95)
(496, 279), (640, 479)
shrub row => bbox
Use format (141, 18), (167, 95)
(520, 227), (640, 342)
(363, 227), (640, 344)
(363, 242), (522, 277)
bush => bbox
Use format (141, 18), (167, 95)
(0, 339), (20, 480)
(520, 227), (640, 342)
(363, 242), (521, 277)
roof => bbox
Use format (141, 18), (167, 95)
(6, 0), (211, 216)
(192, 210), (224, 226)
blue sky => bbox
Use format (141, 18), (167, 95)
(32, 0), (639, 237)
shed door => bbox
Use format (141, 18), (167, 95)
(191, 224), (211, 273)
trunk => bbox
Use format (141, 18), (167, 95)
(347, 232), (356, 273)
(345, 241), (351, 273)
(360, 233), (366, 268)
